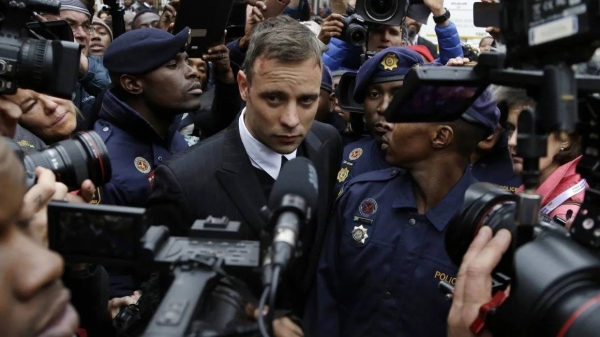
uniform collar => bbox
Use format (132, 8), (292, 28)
(238, 108), (296, 180)
(100, 90), (178, 147)
(392, 167), (476, 231)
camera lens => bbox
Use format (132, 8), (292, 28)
(346, 24), (368, 46)
(364, 0), (398, 22)
(23, 131), (112, 191)
(17, 39), (52, 94)
(445, 183), (518, 268)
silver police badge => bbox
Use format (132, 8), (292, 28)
(351, 225), (369, 244)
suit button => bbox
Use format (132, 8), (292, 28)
(102, 127), (109, 132)
(408, 218), (416, 226)
(385, 291), (392, 299)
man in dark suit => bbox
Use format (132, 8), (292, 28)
(405, 16), (439, 59)
(146, 15), (342, 334)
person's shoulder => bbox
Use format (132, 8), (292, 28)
(309, 120), (339, 138)
(164, 130), (226, 172)
(337, 167), (404, 201)
(342, 136), (372, 158)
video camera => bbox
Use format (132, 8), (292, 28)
(0, 0), (81, 99)
(48, 201), (261, 336)
(381, 0), (600, 335)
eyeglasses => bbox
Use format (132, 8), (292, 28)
(67, 21), (94, 34)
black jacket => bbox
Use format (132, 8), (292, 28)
(418, 35), (439, 59)
(146, 120), (342, 316)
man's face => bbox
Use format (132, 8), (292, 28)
(188, 58), (208, 89)
(133, 12), (160, 29)
(363, 80), (403, 144)
(60, 10), (91, 53)
(0, 143), (79, 337)
(404, 17), (422, 38)
(381, 122), (432, 168)
(89, 24), (111, 56)
(138, 52), (202, 115)
(238, 57), (322, 154)
(123, 0), (133, 6)
(367, 25), (403, 52)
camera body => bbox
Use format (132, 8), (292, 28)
(0, 0), (81, 98)
(6, 131), (112, 191)
(340, 14), (368, 46)
(47, 201), (261, 336)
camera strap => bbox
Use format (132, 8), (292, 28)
(540, 179), (587, 215)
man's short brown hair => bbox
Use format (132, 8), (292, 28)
(242, 15), (323, 84)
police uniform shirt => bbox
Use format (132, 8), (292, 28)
(92, 90), (189, 207)
(305, 167), (477, 337)
(334, 136), (391, 193)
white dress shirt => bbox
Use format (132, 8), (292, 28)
(238, 108), (296, 180)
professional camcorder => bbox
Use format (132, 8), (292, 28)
(6, 131), (112, 191)
(0, 0), (81, 98)
(47, 157), (319, 337)
(382, 0), (600, 335)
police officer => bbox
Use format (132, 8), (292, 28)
(334, 47), (424, 193)
(304, 91), (499, 337)
(93, 27), (202, 208)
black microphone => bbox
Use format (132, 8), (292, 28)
(267, 157), (319, 271)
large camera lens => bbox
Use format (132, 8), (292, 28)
(23, 131), (112, 191)
(364, 0), (398, 22)
(346, 23), (368, 46)
(17, 38), (81, 99)
(445, 183), (518, 269)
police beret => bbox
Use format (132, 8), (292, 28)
(104, 27), (190, 75)
(321, 65), (333, 93)
(462, 89), (500, 137)
(354, 47), (424, 104)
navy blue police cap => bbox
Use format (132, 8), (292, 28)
(353, 47), (425, 104)
(321, 65), (333, 93)
(104, 27), (191, 74)
(462, 88), (500, 137)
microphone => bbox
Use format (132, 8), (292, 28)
(267, 157), (319, 272)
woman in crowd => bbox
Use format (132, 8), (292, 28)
(5, 89), (79, 144)
(494, 86), (585, 221)
(90, 17), (113, 56)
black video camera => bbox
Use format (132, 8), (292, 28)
(0, 0), (81, 99)
(47, 201), (261, 336)
(6, 131), (112, 191)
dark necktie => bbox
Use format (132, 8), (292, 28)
(280, 155), (288, 171)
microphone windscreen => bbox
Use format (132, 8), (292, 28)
(268, 157), (319, 213)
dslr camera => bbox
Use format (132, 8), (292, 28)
(340, 14), (368, 47)
(0, 0), (81, 98)
(6, 131), (112, 191)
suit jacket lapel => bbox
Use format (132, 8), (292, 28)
(302, 131), (329, 229)
(216, 122), (268, 239)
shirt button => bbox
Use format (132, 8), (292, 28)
(408, 218), (416, 226)
(385, 291), (392, 299)
(158, 156), (163, 162)
(102, 127), (109, 132)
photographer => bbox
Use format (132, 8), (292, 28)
(319, 0), (463, 71)
(40, 0), (112, 131)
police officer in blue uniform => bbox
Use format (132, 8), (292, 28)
(304, 90), (500, 337)
(92, 27), (202, 208)
(334, 47), (425, 192)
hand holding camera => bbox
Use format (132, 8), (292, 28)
(318, 13), (345, 45)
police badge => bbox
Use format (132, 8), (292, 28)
(351, 225), (369, 244)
